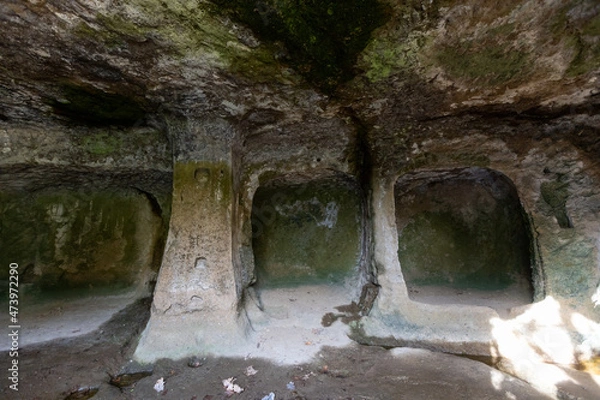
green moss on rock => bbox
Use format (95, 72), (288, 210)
(73, 127), (170, 164)
(435, 39), (528, 85)
(547, 1), (600, 77)
(359, 0), (440, 82)
(0, 189), (163, 291)
(363, 32), (429, 82)
(541, 180), (572, 229)
(82, 131), (123, 155)
(73, 20), (130, 48)
(86, 0), (291, 84)
(396, 170), (532, 291)
(251, 179), (363, 287)
(566, 13), (600, 77)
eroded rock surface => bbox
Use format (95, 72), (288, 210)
(1, 1), (599, 398)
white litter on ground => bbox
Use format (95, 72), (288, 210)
(153, 377), (165, 393)
(222, 377), (244, 394)
(245, 365), (258, 376)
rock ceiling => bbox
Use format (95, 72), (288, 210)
(0, 0), (598, 132)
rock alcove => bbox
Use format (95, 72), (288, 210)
(395, 167), (534, 315)
(1, 0), (600, 397)
(251, 177), (364, 289)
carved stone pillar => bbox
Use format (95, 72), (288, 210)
(135, 117), (243, 362)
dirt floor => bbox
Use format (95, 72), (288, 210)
(2, 294), (600, 400)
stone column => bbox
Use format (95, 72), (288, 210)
(135, 117), (244, 362)
(357, 170), (496, 355)
(370, 174), (410, 310)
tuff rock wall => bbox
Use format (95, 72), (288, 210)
(1, 0), (599, 395)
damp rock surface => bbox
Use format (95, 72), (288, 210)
(395, 167), (533, 292)
(252, 178), (363, 288)
(0, 188), (164, 292)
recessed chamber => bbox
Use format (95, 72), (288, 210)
(251, 177), (364, 289)
(395, 167), (534, 315)
(244, 176), (366, 359)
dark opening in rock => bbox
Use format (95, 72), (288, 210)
(0, 187), (164, 294)
(48, 82), (147, 127)
(395, 167), (534, 314)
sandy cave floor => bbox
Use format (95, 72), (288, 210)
(1, 287), (600, 399)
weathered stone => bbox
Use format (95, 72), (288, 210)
(395, 167), (532, 291)
(63, 386), (99, 400)
(134, 117), (243, 361)
(251, 178), (363, 288)
(0, 2), (599, 398)
(0, 187), (165, 293)
(109, 362), (154, 388)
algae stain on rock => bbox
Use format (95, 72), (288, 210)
(0, 190), (163, 292)
(541, 180), (573, 229)
(251, 179), (362, 287)
(173, 161), (232, 210)
(434, 22), (530, 86)
(82, 132), (123, 156)
(359, 0), (441, 82)
(88, 0), (290, 83)
(544, 0), (600, 77)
